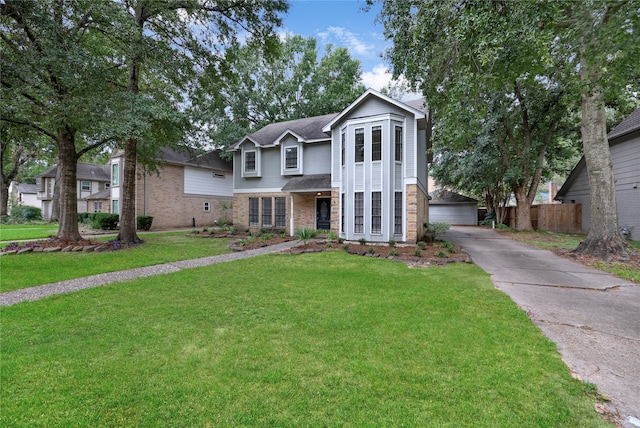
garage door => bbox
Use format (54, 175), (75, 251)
(429, 204), (477, 225)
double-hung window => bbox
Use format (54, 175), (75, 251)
(354, 192), (364, 233)
(285, 147), (298, 169)
(262, 197), (272, 227)
(372, 126), (382, 161)
(275, 197), (286, 228)
(244, 151), (256, 173)
(81, 181), (90, 192)
(371, 192), (382, 234)
(355, 128), (364, 162)
(394, 192), (403, 234)
(249, 198), (259, 227)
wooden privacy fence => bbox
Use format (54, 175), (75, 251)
(504, 204), (582, 233)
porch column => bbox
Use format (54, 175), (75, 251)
(289, 195), (294, 236)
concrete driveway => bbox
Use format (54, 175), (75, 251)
(443, 226), (640, 428)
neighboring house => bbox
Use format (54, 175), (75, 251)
(109, 147), (233, 229)
(230, 89), (431, 243)
(8, 182), (40, 213)
(36, 163), (111, 220)
(556, 107), (640, 240)
(429, 190), (479, 225)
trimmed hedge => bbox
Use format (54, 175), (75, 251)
(90, 213), (119, 230)
(9, 205), (42, 222)
(136, 216), (153, 231)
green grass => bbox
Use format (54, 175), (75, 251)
(1, 252), (610, 427)
(0, 223), (59, 242)
(0, 233), (230, 292)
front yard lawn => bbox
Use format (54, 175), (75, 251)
(1, 252), (610, 427)
(0, 223), (59, 242)
(0, 233), (230, 292)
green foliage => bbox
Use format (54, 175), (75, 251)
(136, 216), (153, 231)
(441, 241), (457, 253)
(342, 244), (350, 251)
(326, 230), (339, 241)
(435, 250), (448, 258)
(203, 35), (365, 149)
(366, 247), (376, 255)
(424, 223), (451, 237)
(8, 205), (42, 223)
(294, 227), (318, 246)
(90, 214), (119, 230)
(358, 237), (367, 245)
(417, 241), (426, 249)
(413, 249), (422, 257)
(388, 249), (398, 257)
(388, 239), (396, 246)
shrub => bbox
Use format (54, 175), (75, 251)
(413, 249), (422, 257)
(326, 230), (339, 241)
(366, 247), (375, 254)
(280, 231), (287, 239)
(342, 244), (350, 251)
(442, 241), (456, 253)
(77, 212), (91, 223)
(136, 216), (153, 231)
(90, 213), (119, 230)
(325, 242), (333, 248)
(435, 250), (448, 258)
(424, 222), (451, 237)
(388, 239), (396, 246)
(358, 237), (367, 245)
(9, 205), (42, 223)
(388, 249), (398, 256)
(417, 241), (426, 249)
(295, 227), (318, 246)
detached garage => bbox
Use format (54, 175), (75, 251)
(429, 191), (478, 225)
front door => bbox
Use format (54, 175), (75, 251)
(316, 198), (331, 230)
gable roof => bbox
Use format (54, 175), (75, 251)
(556, 107), (640, 199)
(37, 163), (110, 181)
(231, 113), (338, 150)
(429, 190), (479, 204)
(608, 107), (640, 141)
(322, 88), (427, 133)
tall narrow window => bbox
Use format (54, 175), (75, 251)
(94, 201), (102, 213)
(111, 163), (119, 186)
(262, 197), (272, 227)
(285, 147), (298, 169)
(244, 151), (256, 172)
(372, 126), (382, 161)
(394, 192), (403, 234)
(355, 128), (364, 162)
(354, 192), (364, 233)
(341, 131), (346, 166)
(275, 197), (286, 228)
(249, 197), (259, 226)
(371, 192), (382, 234)
(112, 199), (119, 215)
(341, 193), (345, 233)
(395, 126), (403, 162)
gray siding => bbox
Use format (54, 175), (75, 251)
(345, 97), (410, 120)
(303, 142), (331, 174)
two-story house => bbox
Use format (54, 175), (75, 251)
(230, 89), (431, 243)
(109, 147), (233, 229)
(36, 163), (111, 220)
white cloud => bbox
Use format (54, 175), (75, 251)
(318, 26), (376, 57)
(361, 64), (392, 91)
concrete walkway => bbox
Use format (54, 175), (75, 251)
(444, 226), (640, 428)
(0, 240), (300, 307)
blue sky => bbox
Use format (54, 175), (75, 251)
(281, 0), (392, 91)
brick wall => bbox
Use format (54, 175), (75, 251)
(136, 164), (233, 229)
(233, 192), (289, 232)
(406, 184), (429, 242)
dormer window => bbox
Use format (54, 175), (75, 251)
(244, 151), (256, 173)
(285, 147), (298, 169)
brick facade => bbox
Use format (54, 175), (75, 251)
(406, 184), (429, 242)
(136, 164), (233, 229)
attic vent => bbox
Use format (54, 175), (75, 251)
(213, 173), (225, 178)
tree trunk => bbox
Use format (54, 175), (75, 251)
(56, 128), (82, 241)
(573, 89), (628, 260)
(50, 166), (61, 222)
(0, 178), (9, 217)
(116, 137), (141, 244)
(513, 186), (533, 231)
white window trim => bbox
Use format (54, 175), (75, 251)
(281, 143), (303, 175)
(241, 146), (261, 177)
(203, 202), (210, 212)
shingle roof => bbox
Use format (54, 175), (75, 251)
(37, 163), (110, 181)
(245, 113), (338, 147)
(429, 190), (478, 204)
(156, 147), (232, 172)
(15, 183), (38, 194)
(84, 188), (111, 200)
(281, 174), (332, 192)
(608, 107), (640, 141)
